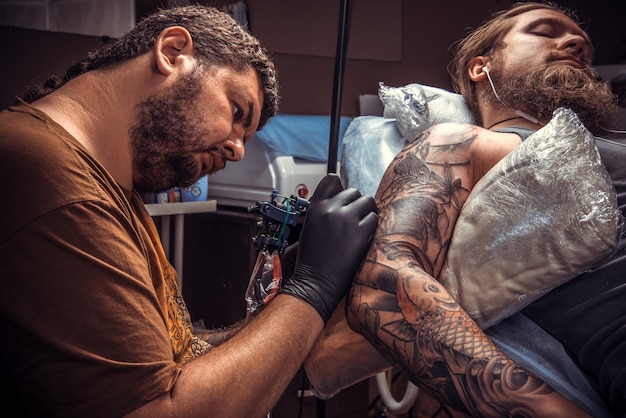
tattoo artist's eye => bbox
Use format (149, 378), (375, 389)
(233, 104), (243, 120)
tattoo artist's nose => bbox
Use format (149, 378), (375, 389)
(223, 134), (245, 162)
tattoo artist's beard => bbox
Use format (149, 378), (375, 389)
(492, 64), (618, 135)
(130, 72), (209, 193)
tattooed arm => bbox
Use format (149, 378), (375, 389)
(346, 123), (590, 417)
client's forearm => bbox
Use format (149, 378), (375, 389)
(347, 260), (590, 417)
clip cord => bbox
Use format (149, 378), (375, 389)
(601, 127), (626, 135)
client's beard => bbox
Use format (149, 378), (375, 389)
(490, 63), (618, 135)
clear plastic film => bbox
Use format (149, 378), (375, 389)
(378, 82), (475, 142)
(245, 249), (283, 316)
(339, 116), (404, 197)
(439, 107), (624, 328)
(245, 191), (309, 317)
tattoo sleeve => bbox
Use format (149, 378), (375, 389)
(346, 123), (589, 417)
(194, 320), (245, 347)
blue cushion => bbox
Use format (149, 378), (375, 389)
(255, 114), (353, 162)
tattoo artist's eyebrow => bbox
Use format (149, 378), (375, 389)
(244, 101), (253, 129)
(243, 101), (254, 143)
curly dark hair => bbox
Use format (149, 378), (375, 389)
(18, 5), (279, 129)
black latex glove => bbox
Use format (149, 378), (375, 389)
(280, 174), (378, 325)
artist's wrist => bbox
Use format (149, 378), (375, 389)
(280, 267), (335, 325)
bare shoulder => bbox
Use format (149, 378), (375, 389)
(468, 126), (522, 178)
(391, 122), (522, 190)
(414, 122), (478, 146)
(422, 122), (520, 150)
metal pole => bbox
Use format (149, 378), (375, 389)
(326, 0), (352, 175)
(318, 2), (352, 416)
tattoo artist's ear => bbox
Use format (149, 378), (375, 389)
(154, 26), (195, 76)
(469, 56), (489, 82)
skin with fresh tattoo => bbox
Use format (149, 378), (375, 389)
(346, 122), (590, 417)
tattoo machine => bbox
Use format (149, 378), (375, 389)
(245, 190), (309, 316)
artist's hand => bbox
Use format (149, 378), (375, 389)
(280, 174), (377, 324)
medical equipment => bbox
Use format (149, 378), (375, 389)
(206, 135), (334, 209)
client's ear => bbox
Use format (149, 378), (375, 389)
(469, 57), (488, 82)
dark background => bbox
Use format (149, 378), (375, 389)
(2, 0), (625, 115)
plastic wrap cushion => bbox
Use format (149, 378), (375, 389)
(255, 113), (353, 163)
(340, 116), (403, 197)
(341, 83), (475, 196)
(438, 108), (623, 328)
(379, 82), (475, 142)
